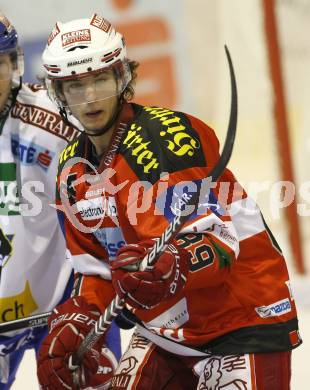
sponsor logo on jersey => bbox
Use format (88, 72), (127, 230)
(112, 334), (150, 388)
(93, 227), (125, 258)
(111, 354), (141, 389)
(123, 123), (159, 174)
(76, 196), (118, 221)
(62, 29), (91, 47)
(85, 187), (104, 198)
(155, 178), (226, 223)
(193, 354), (251, 389)
(124, 105), (202, 172)
(0, 281), (38, 322)
(59, 140), (79, 164)
(0, 163), (20, 216)
(144, 106), (201, 157)
(255, 298), (292, 318)
(77, 198), (105, 220)
(121, 106), (205, 184)
(11, 135), (54, 171)
(11, 101), (80, 142)
(206, 223), (238, 247)
(93, 228), (107, 246)
(169, 190), (194, 217)
(147, 298), (189, 330)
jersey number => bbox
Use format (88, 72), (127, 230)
(177, 233), (215, 272)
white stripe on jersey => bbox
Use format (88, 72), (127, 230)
(69, 251), (111, 279)
(230, 197), (265, 241)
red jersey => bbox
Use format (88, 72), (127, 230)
(56, 102), (301, 354)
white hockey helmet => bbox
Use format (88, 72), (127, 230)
(42, 14), (131, 107)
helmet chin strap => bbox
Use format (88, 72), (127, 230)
(59, 95), (124, 137)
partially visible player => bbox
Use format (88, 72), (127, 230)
(37, 14), (301, 389)
(0, 13), (120, 388)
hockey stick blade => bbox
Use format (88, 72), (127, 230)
(71, 44), (238, 367)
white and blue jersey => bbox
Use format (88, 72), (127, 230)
(0, 83), (120, 388)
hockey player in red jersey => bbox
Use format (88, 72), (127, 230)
(37, 14), (302, 389)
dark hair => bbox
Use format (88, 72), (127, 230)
(123, 59), (139, 101)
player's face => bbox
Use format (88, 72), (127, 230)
(0, 54), (13, 112)
(62, 70), (119, 134)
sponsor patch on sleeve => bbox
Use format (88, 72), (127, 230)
(255, 298), (292, 318)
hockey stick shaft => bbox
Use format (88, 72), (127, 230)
(0, 311), (50, 334)
(71, 45), (238, 367)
